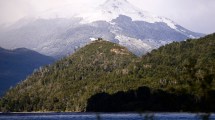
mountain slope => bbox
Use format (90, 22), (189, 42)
(133, 33), (215, 94)
(0, 47), (55, 96)
(0, 0), (204, 58)
(0, 40), (137, 112)
(1, 34), (215, 112)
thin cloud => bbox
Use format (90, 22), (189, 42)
(0, 0), (214, 33)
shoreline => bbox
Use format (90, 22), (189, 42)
(0, 112), (214, 114)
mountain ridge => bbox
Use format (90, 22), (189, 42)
(0, 47), (55, 96)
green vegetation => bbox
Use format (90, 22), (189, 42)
(1, 34), (215, 112)
(0, 40), (138, 112)
(135, 33), (215, 95)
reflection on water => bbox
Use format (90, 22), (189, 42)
(96, 113), (101, 120)
(197, 113), (211, 120)
(0, 113), (215, 120)
(143, 113), (154, 120)
(139, 113), (154, 120)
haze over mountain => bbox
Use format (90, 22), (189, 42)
(0, 0), (203, 58)
(0, 47), (54, 96)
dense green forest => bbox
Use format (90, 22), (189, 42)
(0, 34), (215, 112)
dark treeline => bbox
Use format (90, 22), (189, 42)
(86, 86), (215, 112)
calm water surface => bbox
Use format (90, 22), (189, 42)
(0, 113), (214, 120)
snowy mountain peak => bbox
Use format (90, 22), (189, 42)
(104, 0), (128, 3)
(79, 0), (177, 30)
(103, 0), (130, 8)
(100, 0), (138, 14)
(79, 0), (140, 23)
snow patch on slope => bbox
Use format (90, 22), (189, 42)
(90, 37), (97, 41)
(115, 35), (153, 56)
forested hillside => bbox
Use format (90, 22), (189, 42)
(134, 33), (215, 95)
(0, 40), (138, 112)
(1, 34), (215, 112)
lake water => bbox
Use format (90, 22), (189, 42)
(0, 113), (214, 120)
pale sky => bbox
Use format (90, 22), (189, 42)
(0, 0), (214, 34)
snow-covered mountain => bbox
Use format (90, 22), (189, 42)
(0, 0), (204, 58)
(80, 0), (176, 29)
